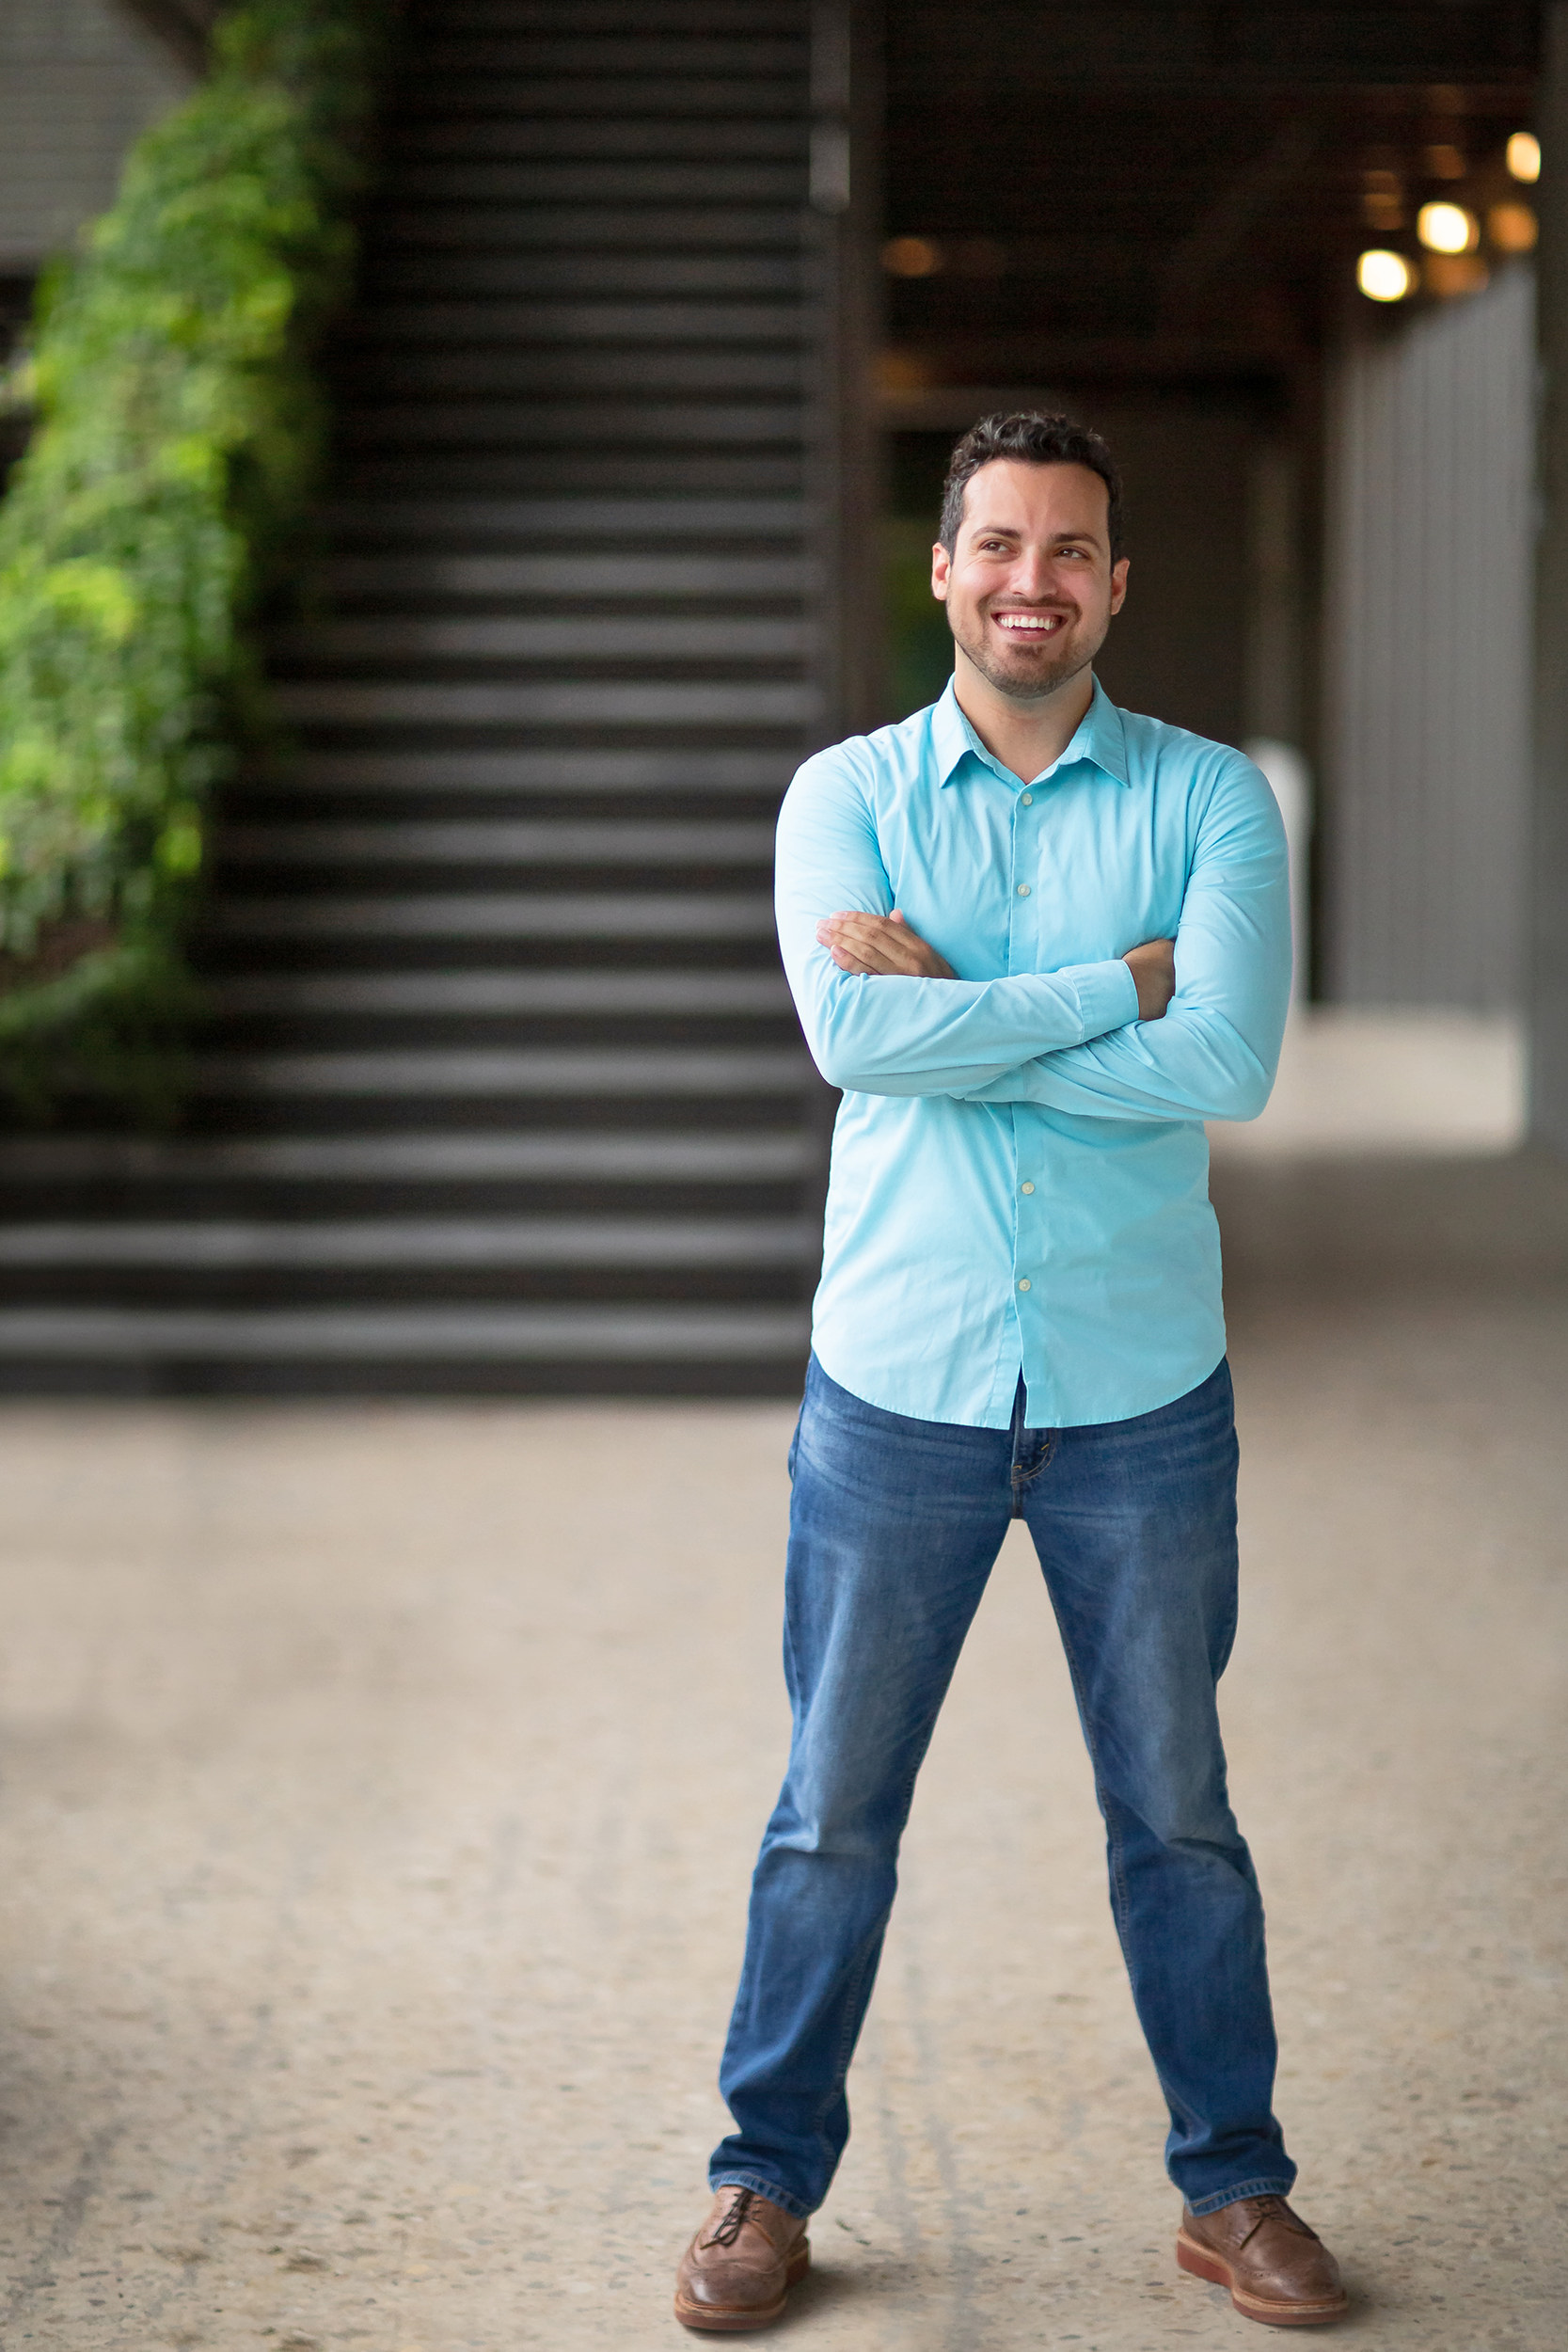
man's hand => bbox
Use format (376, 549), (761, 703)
(816, 910), (957, 979)
(1123, 937), (1176, 1021)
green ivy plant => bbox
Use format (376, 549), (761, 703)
(0, 0), (386, 1117)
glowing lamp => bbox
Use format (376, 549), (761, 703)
(1417, 202), (1479, 255)
(1507, 132), (1542, 183)
(1356, 249), (1415, 302)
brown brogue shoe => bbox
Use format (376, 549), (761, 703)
(1177, 2194), (1347, 2327)
(673, 2185), (810, 2333)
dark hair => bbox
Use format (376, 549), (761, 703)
(938, 411), (1125, 561)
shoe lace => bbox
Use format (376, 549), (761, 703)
(1238, 2195), (1317, 2247)
(704, 2188), (755, 2249)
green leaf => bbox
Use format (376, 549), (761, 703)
(0, 0), (387, 1115)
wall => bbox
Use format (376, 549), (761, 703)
(1322, 265), (1535, 1011)
(0, 0), (191, 273)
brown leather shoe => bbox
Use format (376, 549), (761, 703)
(1177, 2194), (1348, 2326)
(673, 2185), (810, 2333)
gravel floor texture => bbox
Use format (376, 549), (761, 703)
(0, 1151), (1564, 2352)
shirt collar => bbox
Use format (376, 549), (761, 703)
(931, 673), (1131, 789)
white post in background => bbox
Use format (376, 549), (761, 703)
(1245, 738), (1313, 1007)
(1534, 7), (1568, 1148)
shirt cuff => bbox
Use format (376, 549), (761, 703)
(1069, 957), (1142, 1040)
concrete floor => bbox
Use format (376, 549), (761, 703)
(1, 1153), (1565, 2350)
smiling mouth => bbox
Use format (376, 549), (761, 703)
(990, 610), (1069, 638)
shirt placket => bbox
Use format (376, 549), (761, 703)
(1007, 773), (1042, 1401)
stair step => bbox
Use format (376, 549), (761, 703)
(388, 163), (806, 202)
(209, 893), (774, 940)
(0, 1216), (815, 1269)
(388, 118), (804, 162)
(365, 253), (803, 297)
(326, 459), (803, 500)
(0, 1130), (811, 1181)
(216, 822), (777, 866)
(0, 1304), (811, 1362)
(319, 497), (808, 542)
(341, 301), (811, 345)
(259, 750), (793, 797)
(318, 550), (814, 599)
(411, 38), (806, 76)
(390, 80), (805, 125)
(212, 971), (794, 1014)
(273, 617), (806, 664)
(333, 350), (807, 400)
(189, 1048), (811, 1097)
(272, 680), (816, 727)
(333, 348), (807, 397)
(372, 206), (801, 249)
(335, 400), (805, 450)
(407, 3), (806, 31)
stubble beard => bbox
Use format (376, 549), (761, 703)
(949, 602), (1104, 705)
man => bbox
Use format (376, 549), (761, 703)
(673, 412), (1346, 2333)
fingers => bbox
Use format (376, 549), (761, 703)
(815, 912), (957, 980)
(816, 921), (879, 974)
(816, 914), (920, 975)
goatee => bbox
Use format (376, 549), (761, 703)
(951, 617), (1093, 705)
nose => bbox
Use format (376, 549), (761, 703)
(1006, 548), (1057, 601)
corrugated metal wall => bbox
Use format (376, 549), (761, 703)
(1322, 263), (1535, 1009)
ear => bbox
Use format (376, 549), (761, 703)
(930, 540), (951, 602)
(1109, 556), (1130, 616)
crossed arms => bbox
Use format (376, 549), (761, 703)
(817, 907), (1179, 1025)
(774, 751), (1292, 1125)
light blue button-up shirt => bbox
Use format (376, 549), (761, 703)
(775, 677), (1291, 1428)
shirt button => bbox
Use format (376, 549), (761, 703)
(1017, 1277), (1031, 1292)
(1021, 792), (1033, 805)
(1021, 1181), (1035, 1194)
(1017, 882), (1031, 897)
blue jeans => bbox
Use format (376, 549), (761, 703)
(710, 1354), (1294, 2220)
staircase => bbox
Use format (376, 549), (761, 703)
(0, 0), (837, 1396)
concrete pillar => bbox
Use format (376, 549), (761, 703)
(1533, 8), (1568, 1147)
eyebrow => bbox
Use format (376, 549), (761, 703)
(965, 522), (1106, 548)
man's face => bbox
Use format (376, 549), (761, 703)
(931, 458), (1129, 702)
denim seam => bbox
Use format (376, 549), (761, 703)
(819, 1935), (879, 2127)
(1034, 1526), (1236, 2145)
(807, 1742), (924, 2159)
(1043, 1592), (1133, 1957)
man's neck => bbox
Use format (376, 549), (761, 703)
(951, 654), (1096, 784)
